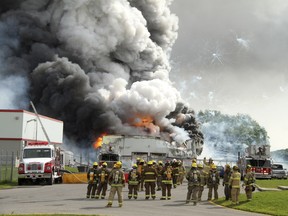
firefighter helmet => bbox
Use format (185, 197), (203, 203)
(102, 162), (107, 167)
(115, 161), (122, 168)
(158, 160), (163, 165)
(191, 162), (197, 168)
(93, 162), (98, 166)
(211, 164), (217, 169)
(197, 163), (203, 168)
(233, 165), (239, 171)
(225, 164), (230, 168)
(132, 164), (138, 168)
(247, 164), (252, 169)
(147, 161), (153, 165)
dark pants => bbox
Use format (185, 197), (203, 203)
(187, 185), (199, 204)
(224, 184), (231, 200)
(87, 182), (97, 198)
(96, 182), (108, 199)
(128, 184), (138, 199)
(208, 184), (219, 200)
(161, 183), (172, 199)
(173, 175), (178, 188)
(144, 181), (156, 199)
(198, 185), (204, 201)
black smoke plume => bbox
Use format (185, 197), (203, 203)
(0, 0), (203, 153)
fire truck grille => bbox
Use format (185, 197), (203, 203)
(30, 163), (42, 171)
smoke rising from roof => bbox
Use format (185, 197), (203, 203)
(0, 0), (202, 149)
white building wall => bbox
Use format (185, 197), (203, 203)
(0, 110), (63, 144)
(0, 110), (63, 157)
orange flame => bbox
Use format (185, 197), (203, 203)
(130, 114), (154, 127)
(93, 133), (107, 149)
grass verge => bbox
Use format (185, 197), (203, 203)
(255, 179), (288, 188)
(214, 189), (288, 216)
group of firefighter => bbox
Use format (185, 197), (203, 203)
(86, 157), (255, 207)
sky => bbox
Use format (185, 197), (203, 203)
(169, 0), (288, 151)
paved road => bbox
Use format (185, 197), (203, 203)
(0, 183), (267, 216)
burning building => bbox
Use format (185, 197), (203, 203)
(0, 0), (203, 158)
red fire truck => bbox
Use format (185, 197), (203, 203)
(238, 145), (272, 179)
(18, 141), (64, 185)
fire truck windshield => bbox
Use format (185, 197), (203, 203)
(23, 148), (51, 158)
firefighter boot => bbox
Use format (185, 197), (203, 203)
(106, 202), (112, 207)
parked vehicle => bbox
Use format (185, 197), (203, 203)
(271, 164), (287, 179)
(18, 141), (64, 185)
(238, 145), (272, 179)
(216, 165), (224, 178)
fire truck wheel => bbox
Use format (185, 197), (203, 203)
(18, 178), (24, 186)
(47, 174), (54, 185)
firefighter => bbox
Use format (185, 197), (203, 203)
(86, 162), (98, 198)
(142, 160), (158, 199)
(186, 162), (201, 205)
(128, 164), (141, 199)
(160, 161), (173, 200)
(171, 159), (179, 188)
(229, 165), (241, 205)
(156, 160), (164, 191)
(106, 161), (125, 207)
(222, 164), (232, 200)
(152, 160), (157, 169)
(177, 160), (186, 185)
(95, 162), (110, 199)
(197, 163), (207, 201)
(137, 159), (145, 191)
(242, 165), (256, 201)
(207, 164), (220, 201)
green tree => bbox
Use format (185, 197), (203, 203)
(197, 110), (269, 157)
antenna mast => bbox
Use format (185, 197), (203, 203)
(30, 101), (51, 144)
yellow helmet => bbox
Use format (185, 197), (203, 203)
(132, 163), (138, 168)
(147, 161), (153, 165)
(197, 163), (203, 168)
(191, 162), (197, 168)
(158, 160), (163, 165)
(93, 162), (98, 166)
(225, 164), (230, 168)
(247, 165), (252, 169)
(211, 164), (217, 169)
(102, 162), (107, 166)
(233, 165), (238, 171)
(115, 161), (122, 168)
